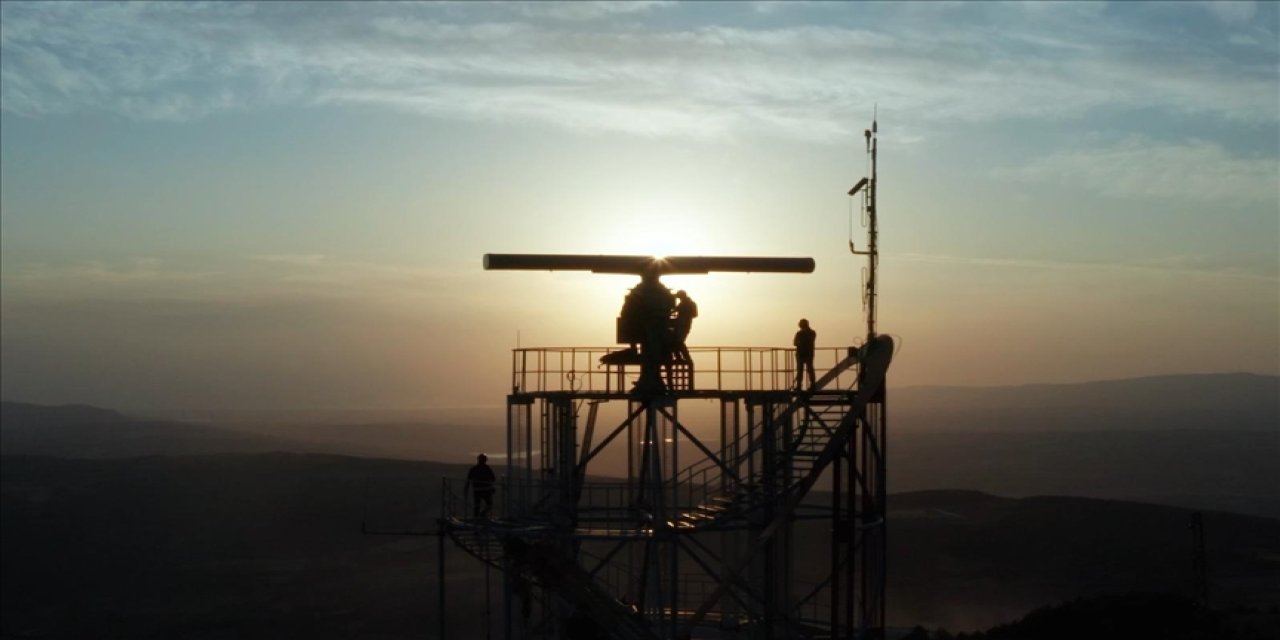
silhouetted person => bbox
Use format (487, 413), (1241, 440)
(673, 290), (697, 362)
(465, 453), (496, 518)
(624, 267), (675, 394)
(793, 318), (816, 390)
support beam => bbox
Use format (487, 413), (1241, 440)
(658, 405), (745, 488)
(682, 335), (893, 635)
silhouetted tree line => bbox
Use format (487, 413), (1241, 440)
(901, 592), (1275, 640)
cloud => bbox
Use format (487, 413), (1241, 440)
(749, 1), (820, 15)
(1200, 0), (1257, 25)
(513, 1), (673, 22)
(2, 2), (1276, 140)
(993, 138), (1280, 204)
(0, 255), (473, 308)
(1, 258), (219, 293)
(251, 253), (327, 266)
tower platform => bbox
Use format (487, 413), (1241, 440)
(440, 338), (892, 639)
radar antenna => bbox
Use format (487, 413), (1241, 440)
(482, 254), (814, 275)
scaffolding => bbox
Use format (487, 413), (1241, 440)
(439, 335), (891, 639)
(432, 118), (888, 639)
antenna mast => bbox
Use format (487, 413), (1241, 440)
(849, 115), (879, 341)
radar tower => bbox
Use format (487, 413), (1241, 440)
(434, 121), (892, 639)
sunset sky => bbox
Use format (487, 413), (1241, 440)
(2, 1), (1277, 411)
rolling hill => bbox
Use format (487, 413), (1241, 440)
(893, 372), (1278, 432)
(0, 401), (504, 463)
(6, 372), (1276, 517)
(3, 454), (1277, 637)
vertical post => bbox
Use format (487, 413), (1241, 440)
(525, 404), (533, 512)
(878, 395), (888, 633)
(850, 117), (880, 343)
(831, 451), (842, 636)
(666, 402), (679, 639)
(506, 400), (514, 518)
(437, 524), (447, 640)
(628, 400), (637, 495)
(846, 407), (857, 636)
(484, 557), (493, 640)
(760, 399), (777, 639)
(504, 557), (513, 640)
(867, 118), (878, 341)
(719, 398), (735, 637)
(555, 397), (577, 523)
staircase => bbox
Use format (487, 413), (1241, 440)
(788, 397), (848, 479)
(681, 334), (894, 633)
(667, 350), (865, 531)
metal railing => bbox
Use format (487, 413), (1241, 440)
(510, 346), (858, 395)
(446, 476), (670, 535)
(442, 477), (503, 521)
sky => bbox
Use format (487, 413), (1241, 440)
(1, 1), (1277, 411)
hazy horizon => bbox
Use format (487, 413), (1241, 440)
(3, 2), (1277, 411)
(4, 369), (1276, 416)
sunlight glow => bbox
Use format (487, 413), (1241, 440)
(589, 199), (723, 257)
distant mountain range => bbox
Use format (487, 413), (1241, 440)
(0, 401), (128, 427)
(894, 372), (1278, 431)
(0, 400), (504, 462)
(1, 400), (305, 458)
(3, 372), (1277, 517)
(879, 373), (1280, 518)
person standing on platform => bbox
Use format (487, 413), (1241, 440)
(793, 318), (817, 390)
(673, 290), (698, 362)
(465, 453), (496, 518)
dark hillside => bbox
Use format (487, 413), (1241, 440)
(901, 593), (1276, 640)
(1, 401), (304, 458)
(887, 491), (1280, 631)
(2, 454), (478, 639)
(1, 401), (504, 463)
(890, 429), (1280, 518)
(4, 456), (1278, 637)
(1, 401), (128, 427)
(6, 395), (1276, 517)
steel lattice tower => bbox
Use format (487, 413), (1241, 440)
(439, 122), (889, 639)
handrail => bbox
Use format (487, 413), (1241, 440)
(509, 346), (858, 395)
(463, 356), (863, 536)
